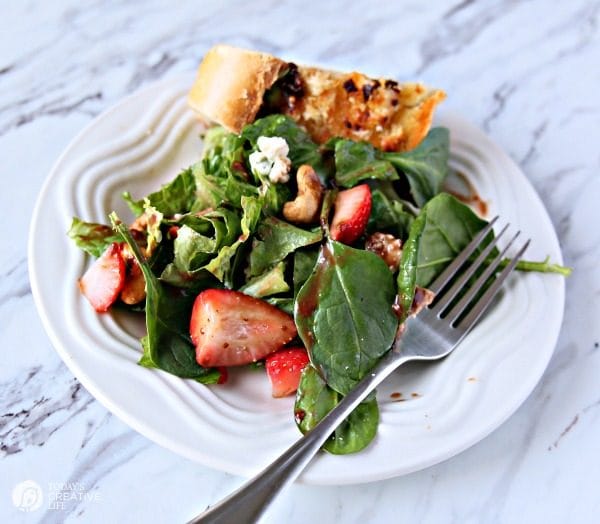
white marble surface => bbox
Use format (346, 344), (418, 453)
(1, 0), (599, 522)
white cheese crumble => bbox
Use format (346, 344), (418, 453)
(248, 136), (291, 184)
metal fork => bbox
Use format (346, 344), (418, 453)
(188, 218), (529, 524)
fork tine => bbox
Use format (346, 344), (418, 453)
(432, 223), (510, 314)
(454, 238), (530, 330)
(444, 229), (521, 322)
(428, 216), (498, 295)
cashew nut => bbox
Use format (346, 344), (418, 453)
(283, 165), (323, 224)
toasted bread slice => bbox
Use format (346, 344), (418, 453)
(188, 45), (445, 152)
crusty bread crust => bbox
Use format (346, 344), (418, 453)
(188, 45), (288, 133)
(188, 45), (446, 151)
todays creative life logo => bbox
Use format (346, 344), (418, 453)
(11, 480), (43, 512)
(12, 480), (101, 512)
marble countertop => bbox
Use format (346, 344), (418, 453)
(1, 0), (599, 522)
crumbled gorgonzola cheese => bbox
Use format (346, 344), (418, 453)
(248, 136), (291, 184)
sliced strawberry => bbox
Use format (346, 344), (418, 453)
(79, 242), (126, 313)
(190, 289), (297, 367)
(265, 347), (310, 398)
(330, 184), (372, 244)
(217, 366), (228, 385)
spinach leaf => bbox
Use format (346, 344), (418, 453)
(397, 193), (571, 313)
(248, 217), (322, 277)
(295, 240), (398, 395)
(367, 188), (414, 240)
(111, 213), (220, 384)
(396, 212), (427, 322)
(293, 248), (319, 297)
(333, 139), (398, 188)
(385, 127), (450, 207)
(240, 261), (290, 298)
(122, 167), (197, 217)
(240, 115), (329, 181)
(412, 193), (489, 288)
(294, 365), (379, 454)
(67, 217), (122, 258)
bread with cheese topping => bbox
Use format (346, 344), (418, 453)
(188, 45), (446, 152)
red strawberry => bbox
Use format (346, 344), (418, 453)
(167, 225), (179, 239)
(217, 366), (228, 385)
(265, 347), (310, 398)
(330, 184), (372, 244)
(190, 289), (297, 367)
(79, 242), (126, 313)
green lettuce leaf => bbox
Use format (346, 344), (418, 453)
(204, 195), (262, 285)
(122, 167), (197, 217)
(240, 261), (290, 298)
(67, 217), (121, 257)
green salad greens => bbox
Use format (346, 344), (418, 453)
(69, 114), (570, 455)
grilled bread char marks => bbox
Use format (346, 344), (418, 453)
(288, 68), (446, 151)
(187, 45), (446, 152)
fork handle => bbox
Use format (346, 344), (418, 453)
(188, 351), (411, 524)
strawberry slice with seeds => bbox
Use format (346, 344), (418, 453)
(190, 289), (297, 368)
(265, 347), (310, 398)
(79, 242), (126, 312)
(330, 184), (372, 244)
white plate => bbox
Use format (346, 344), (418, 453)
(29, 75), (565, 485)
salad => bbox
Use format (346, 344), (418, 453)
(69, 114), (569, 455)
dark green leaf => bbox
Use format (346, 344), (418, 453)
(111, 213), (220, 384)
(333, 139), (398, 188)
(67, 217), (121, 258)
(193, 162), (258, 210)
(293, 248), (319, 297)
(249, 217), (322, 277)
(294, 365), (378, 454)
(385, 127), (450, 207)
(396, 211), (427, 322)
(413, 193), (489, 288)
(295, 240), (398, 395)
(367, 188), (414, 240)
(266, 297), (295, 315)
(241, 115), (330, 181)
